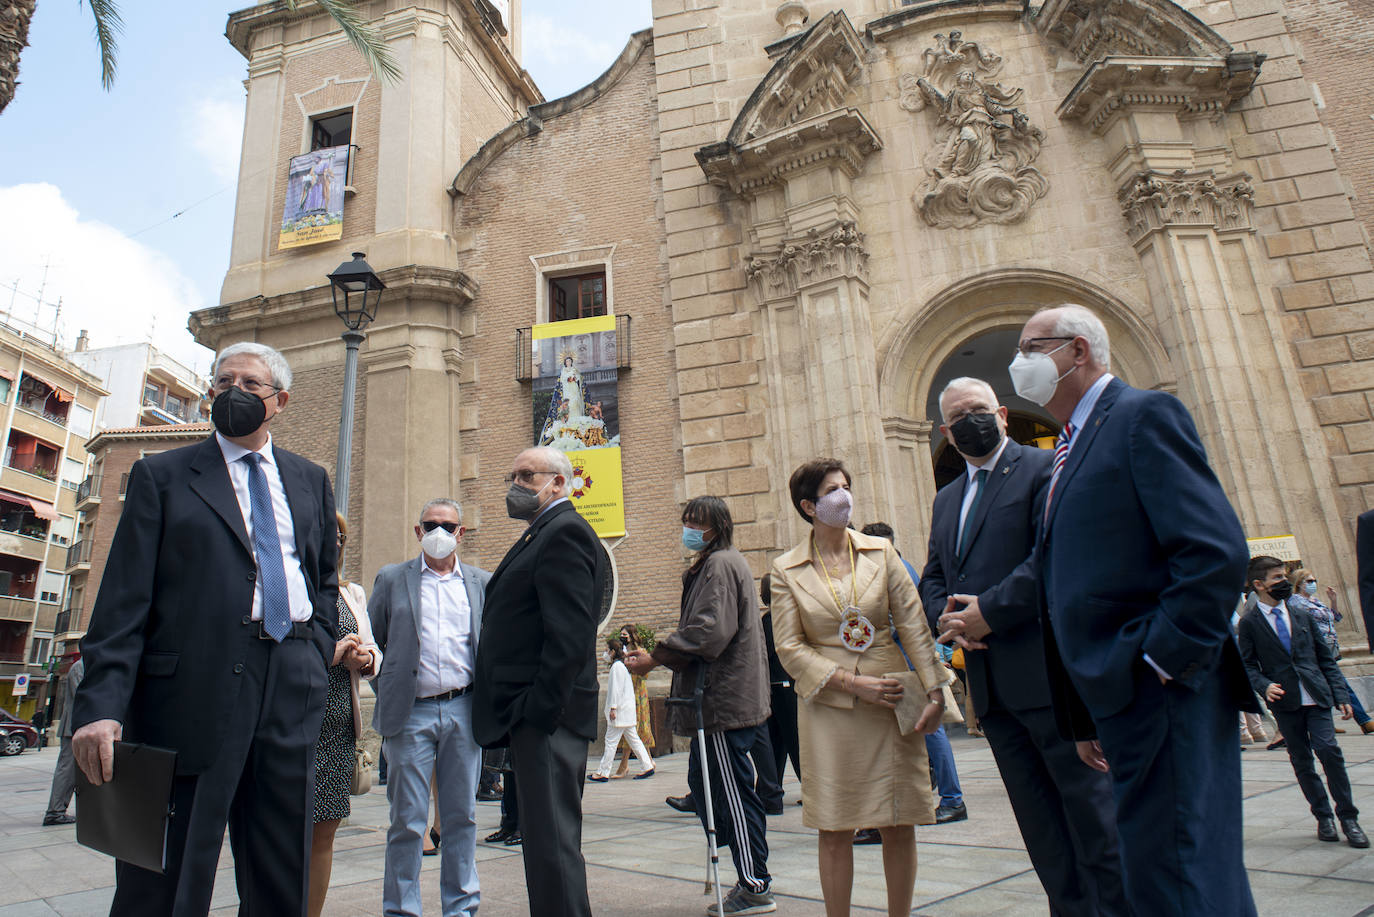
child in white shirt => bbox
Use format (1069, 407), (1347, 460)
(589, 637), (655, 781)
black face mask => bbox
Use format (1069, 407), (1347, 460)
(949, 412), (1002, 458)
(1267, 579), (1294, 602)
(211, 387), (269, 438)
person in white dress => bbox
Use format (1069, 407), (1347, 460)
(589, 637), (654, 781)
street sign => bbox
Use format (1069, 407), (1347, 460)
(12, 673), (29, 696)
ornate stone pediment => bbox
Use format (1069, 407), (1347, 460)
(1058, 53), (1265, 133)
(1037, 0), (1233, 63)
(730, 11), (867, 144)
(698, 108), (882, 196)
(1118, 169), (1254, 243)
(744, 221), (870, 302)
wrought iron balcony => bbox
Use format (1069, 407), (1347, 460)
(515, 313), (631, 382)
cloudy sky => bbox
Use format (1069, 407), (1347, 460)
(0, 1), (651, 373)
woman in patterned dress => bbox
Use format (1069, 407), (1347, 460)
(613, 622), (655, 777)
(308, 512), (383, 917)
(1289, 567), (1374, 734)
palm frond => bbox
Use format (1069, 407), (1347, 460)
(286, 0), (402, 84)
(82, 0), (124, 91)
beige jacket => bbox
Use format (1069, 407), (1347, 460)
(770, 530), (951, 708)
(339, 581), (383, 738)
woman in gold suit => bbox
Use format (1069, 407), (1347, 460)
(770, 458), (951, 917)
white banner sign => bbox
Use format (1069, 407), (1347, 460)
(1246, 534), (1300, 562)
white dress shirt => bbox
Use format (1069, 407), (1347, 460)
(416, 556), (474, 698)
(1257, 598), (1316, 706)
(216, 432), (314, 622)
(958, 435), (1009, 536)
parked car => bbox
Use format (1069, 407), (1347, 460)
(0, 710), (39, 756)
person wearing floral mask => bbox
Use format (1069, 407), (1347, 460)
(1287, 567), (1374, 734)
(768, 458), (950, 917)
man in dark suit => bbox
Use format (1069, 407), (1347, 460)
(370, 498), (491, 916)
(926, 376), (1125, 917)
(71, 342), (339, 915)
(1359, 510), (1374, 654)
(472, 446), (604, 917)
(1011, 305), (1259, 915)
(1237, 555), (1367, 848)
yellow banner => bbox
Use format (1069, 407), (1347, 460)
(565, 446), (625, 538)
(1246, 534), (1300, 562)
(532, 315), (624, 538)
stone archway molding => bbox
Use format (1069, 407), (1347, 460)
(877, 266), (1176, 424)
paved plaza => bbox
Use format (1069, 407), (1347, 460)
(0, 730), (1371, 916)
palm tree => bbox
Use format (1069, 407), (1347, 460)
(0, 0), (398, 116)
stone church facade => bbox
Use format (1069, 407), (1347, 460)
(193, 0), (1374, 646)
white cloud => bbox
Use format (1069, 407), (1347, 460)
(185, 85), (246, 185)
(522, 11), (638, 99)
(0, 183), (214, 373)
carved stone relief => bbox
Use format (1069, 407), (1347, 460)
(899, 32), (1049, 229)
(1118, 169), (1255, 244)
(745, 221), (870, 302)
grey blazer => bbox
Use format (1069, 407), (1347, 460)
(368, 555), (491, 737)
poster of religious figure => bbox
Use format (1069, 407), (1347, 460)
(531, 315), (625, 537)
(279, 145), (351, 249)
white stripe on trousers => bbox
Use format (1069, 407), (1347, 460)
(710, 731), (765, 893)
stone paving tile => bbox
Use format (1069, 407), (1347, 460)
(1, 730), (1371, 915)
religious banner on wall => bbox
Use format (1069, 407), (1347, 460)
(279, 145), (350, 249)
(531, 314), (624, 538)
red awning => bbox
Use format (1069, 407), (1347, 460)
(0, 368), (14, 383)
(0, 490), (30, 508)
(52, 387), (73, 403)
(26, 498), (57, 521)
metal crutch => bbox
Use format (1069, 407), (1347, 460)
(666, 661), (726, 915)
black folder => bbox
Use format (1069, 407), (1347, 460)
(75, 741), (177, 874)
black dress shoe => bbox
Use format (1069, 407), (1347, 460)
(485, 827), (513, 844)
(41, 813), (76, 826)
(1341, 819), (1370, 849)
(853, 828), (882, 845)
(1317, 817), (1339, 842)
(503, 831), (523, 846)
(935, 803), (968, 824)
(476, 788), (503, 802)
(665, 794), (695, 813)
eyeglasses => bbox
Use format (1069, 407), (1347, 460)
(1304, 578), (1317, 584)
(421, 521), (460, 533)
(504, 469), (557, 485)
(1014, 337), (1074, 358)
(212, 375), (280, 396)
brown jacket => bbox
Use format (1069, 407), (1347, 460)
(653, 547), (770, 736)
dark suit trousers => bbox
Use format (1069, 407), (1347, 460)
(509, 722), (591, 917)
(110, 634), (327, 917)
(766, 683), (800, 784)
(980, 705), (1126, 917)
(1094, 667), (1256, 917)
(1272, 705), (1358, 820)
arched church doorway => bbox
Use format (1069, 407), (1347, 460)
(923, 326), (1060, 489)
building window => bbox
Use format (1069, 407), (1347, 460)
(549, 271), (607, 323)
(40, 591), (58, 604)
(27, 635), (51, 665)
(143, 380), (162, 408)
(0, 377), (10, 404)
(311, 111), (352, 150)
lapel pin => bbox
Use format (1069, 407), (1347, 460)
(1002, 467), (1010, 475)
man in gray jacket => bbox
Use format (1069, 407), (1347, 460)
(370, 498), (491, 917)
(41, 657), (84, 826)
(626, 495), (774, 916)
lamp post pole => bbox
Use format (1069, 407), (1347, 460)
(334, 328), (365, 517)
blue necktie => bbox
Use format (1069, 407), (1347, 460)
(243, 453), (291, 642)
(1271, 608), (1291, 654)
(957, 469), (989, 559)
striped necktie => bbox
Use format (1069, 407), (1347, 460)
(1044, 422), (1074, 525)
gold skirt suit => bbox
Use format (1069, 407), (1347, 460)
(770, 529), (952, 831)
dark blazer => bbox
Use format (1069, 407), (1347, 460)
(71, 435), (339, 774)
(919, 438), (1053, 718)
(1040, 378), (1258, 734)
(472, 501), (605, 746)
(1237, 596), (1348, 711)
(369, 556), (491, 737)
(1358, 509), (1374, 654)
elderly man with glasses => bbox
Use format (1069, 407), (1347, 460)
(473, 447), (606, 917)
(368, 498), (491, 917)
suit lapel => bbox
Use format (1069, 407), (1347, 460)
(955, 444), (1018, 568)
(1045, 378), (1124, 534)
(188, 436), (252, 557)
(943, 476), (969, 567)
(406, 556), (423, 652)
(488, 501), (571, 586)
(275, 447), (316, 567)
(791, 550), (842, 618)
(461, 562), (485, 633)
(851, 541), (883, 609)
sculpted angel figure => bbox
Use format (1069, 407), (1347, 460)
(915, 68), (1026, 178)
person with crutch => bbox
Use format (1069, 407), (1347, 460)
(625, 496), (775, 916)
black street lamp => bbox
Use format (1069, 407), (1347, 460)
(327, 252), (385, 516)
